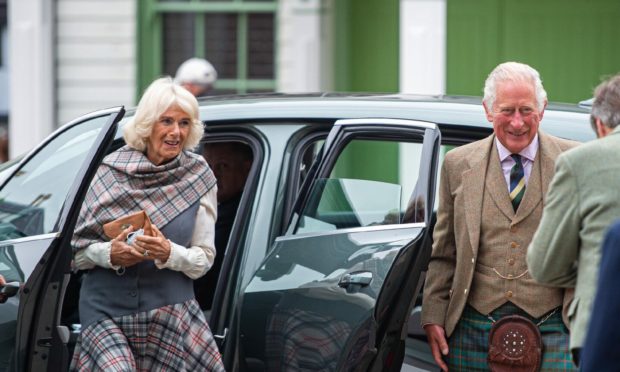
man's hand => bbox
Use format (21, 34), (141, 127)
(424, 323), (449, 371)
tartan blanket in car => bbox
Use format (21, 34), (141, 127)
(72, 145), (216, 252)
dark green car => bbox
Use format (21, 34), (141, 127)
(0, 94), (592, 371)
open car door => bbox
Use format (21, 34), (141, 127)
(238, 118), (441, 371)
(0, 108), (125, 371)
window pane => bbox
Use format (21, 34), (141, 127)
(204, 13), (237, 79)
(0, 116), (109, 239)
(296, 178), (402, 234)
(248, 13), (274, 79)
(162, 13), (196, 76)
(295, 139), (424, 235)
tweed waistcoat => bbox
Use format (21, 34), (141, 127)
(467, 147), (563, 318)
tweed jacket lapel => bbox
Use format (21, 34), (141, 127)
(512, 131), (562, 225)
(539, 131), (564, 201)
(462, 135), (494, 257)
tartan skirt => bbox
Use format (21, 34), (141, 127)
(447, 303), (576, 371)
(70, 299), (225, 371)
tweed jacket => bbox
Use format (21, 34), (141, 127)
(421, 131), (577, 337)
(528, 126), (620, 351)
(580, 220), (620, 369)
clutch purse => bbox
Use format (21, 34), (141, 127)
(102, 210), (154, 240)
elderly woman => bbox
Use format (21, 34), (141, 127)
(70, 77), (224, 371)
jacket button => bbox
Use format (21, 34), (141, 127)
(510, 225), (517, 233)
(506, 291), (513, 298)
(511, 242), (518, 248)
(508, 258), (515, 266)
(464, 288), (468, 294)
(129, 291), (137, 297)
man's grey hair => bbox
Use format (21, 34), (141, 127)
(483, 62), (547, 112)
(590, 74), (620, 131)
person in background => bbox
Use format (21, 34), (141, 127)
(70, 77), (224, 371)
(194, 141), (252, 309)
(422, 61), (578, 371)
(579, 220), (620, 370)
(527, 73), (620, 365)
(174, 57), (218, 97)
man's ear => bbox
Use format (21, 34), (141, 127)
(482, 102), (494, 122)
(539, 100), (548, 120)
(595, 118), (613, 138)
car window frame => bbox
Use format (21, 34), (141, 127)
(287, 121), (436, 237)
(198, 126), (265, 350)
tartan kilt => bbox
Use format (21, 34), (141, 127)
(447, 303), (576, 371)
(70, 299), (225, 372)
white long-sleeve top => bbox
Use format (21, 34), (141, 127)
(73, 188), (218, 279)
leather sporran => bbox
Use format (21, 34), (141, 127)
(488, 315), (542, 372)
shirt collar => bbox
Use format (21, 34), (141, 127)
(496, 134), (539, 162)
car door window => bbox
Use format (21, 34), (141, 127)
(296, 139), (424, 235)
(0, 117), (107, 240)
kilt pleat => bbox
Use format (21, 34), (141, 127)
(70, 299), (225, 371)
(446, 303), (576, 371)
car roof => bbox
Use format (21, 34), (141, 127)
(198, 93), (594, 142)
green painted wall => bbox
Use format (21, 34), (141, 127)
(334, 0), (399, 92)
(447, 0), (620, 103)
(333, 0), (400, 182)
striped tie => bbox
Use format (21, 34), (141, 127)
(509, 154), (525, 211)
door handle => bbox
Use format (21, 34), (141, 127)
(338, 271), (373, 288)
(214, 327), (228, 344)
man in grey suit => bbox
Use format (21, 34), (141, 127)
(422, 62), (577, 371)
(528, 73), (620, 365)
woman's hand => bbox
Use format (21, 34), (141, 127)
(134, 225), (171, 263)
(110, 227), (145, 267)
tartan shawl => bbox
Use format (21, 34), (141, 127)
(72, 145), (216, 252)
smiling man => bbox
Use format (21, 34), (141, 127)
(421, 62), (578, 371)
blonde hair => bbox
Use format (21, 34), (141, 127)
(123, 77), (204, 151)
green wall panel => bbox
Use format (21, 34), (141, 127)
(333, 0), (400, 184)
(447, 0), (620, 104)
(334, 0), (399, 93)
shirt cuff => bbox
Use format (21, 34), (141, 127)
(73, 242), (121, 270)
(154, 240), (210, 279)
